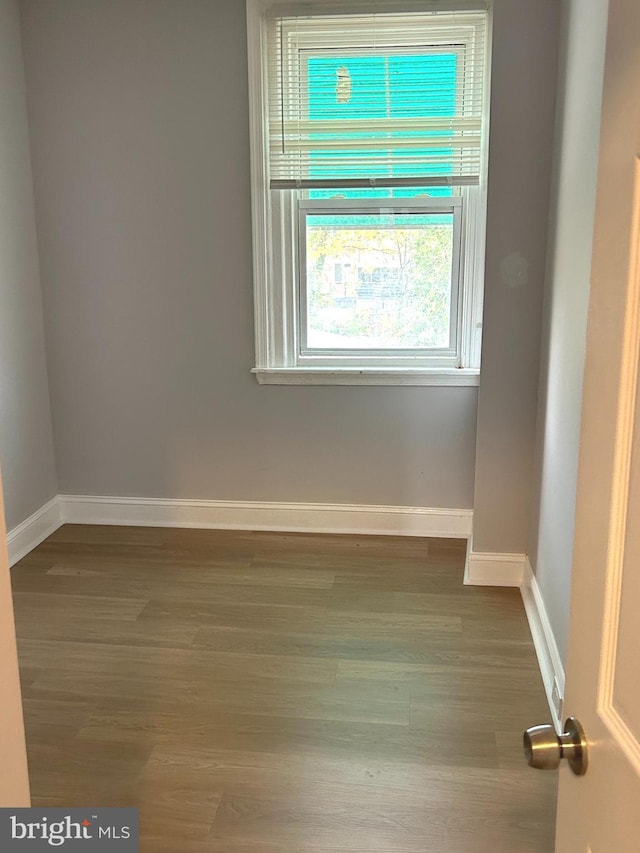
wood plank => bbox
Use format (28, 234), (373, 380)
(12, 591), (148, 622)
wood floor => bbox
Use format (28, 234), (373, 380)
(11, 525), (557, 852)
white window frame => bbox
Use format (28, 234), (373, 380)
(246, 0), (491, 386)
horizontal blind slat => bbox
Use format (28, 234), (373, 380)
(271, 176), (479, 189)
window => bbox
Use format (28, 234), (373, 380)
(247, 2), (491, 385)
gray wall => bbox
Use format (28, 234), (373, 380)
(472, 0), (559, 554)
(528, 0), (609, 663)
(0, 0), (57, 531)
(19, 0), (557, 522)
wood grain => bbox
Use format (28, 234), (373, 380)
(11, 525), (557, 852)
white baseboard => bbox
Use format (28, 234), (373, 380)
(7, 496), (63, 567)
(59, 495), (473, 539)
(521, 557), (565, 732)
(464, 549), (565, 728)
(464, 550), (527, 586)
(6, 494), (471, 565)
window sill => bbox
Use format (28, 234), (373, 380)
(252, 368), (480, 386)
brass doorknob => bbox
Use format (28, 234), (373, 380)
(523, 716), (588, 776)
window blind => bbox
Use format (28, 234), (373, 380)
(266, 10), (489, 189)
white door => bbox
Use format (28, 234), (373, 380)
(0, 469), (30, 805)
(554, 0), (640, 848)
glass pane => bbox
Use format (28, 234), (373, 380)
(306, 53), (458, 184)
(304, 212), (454, 350)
